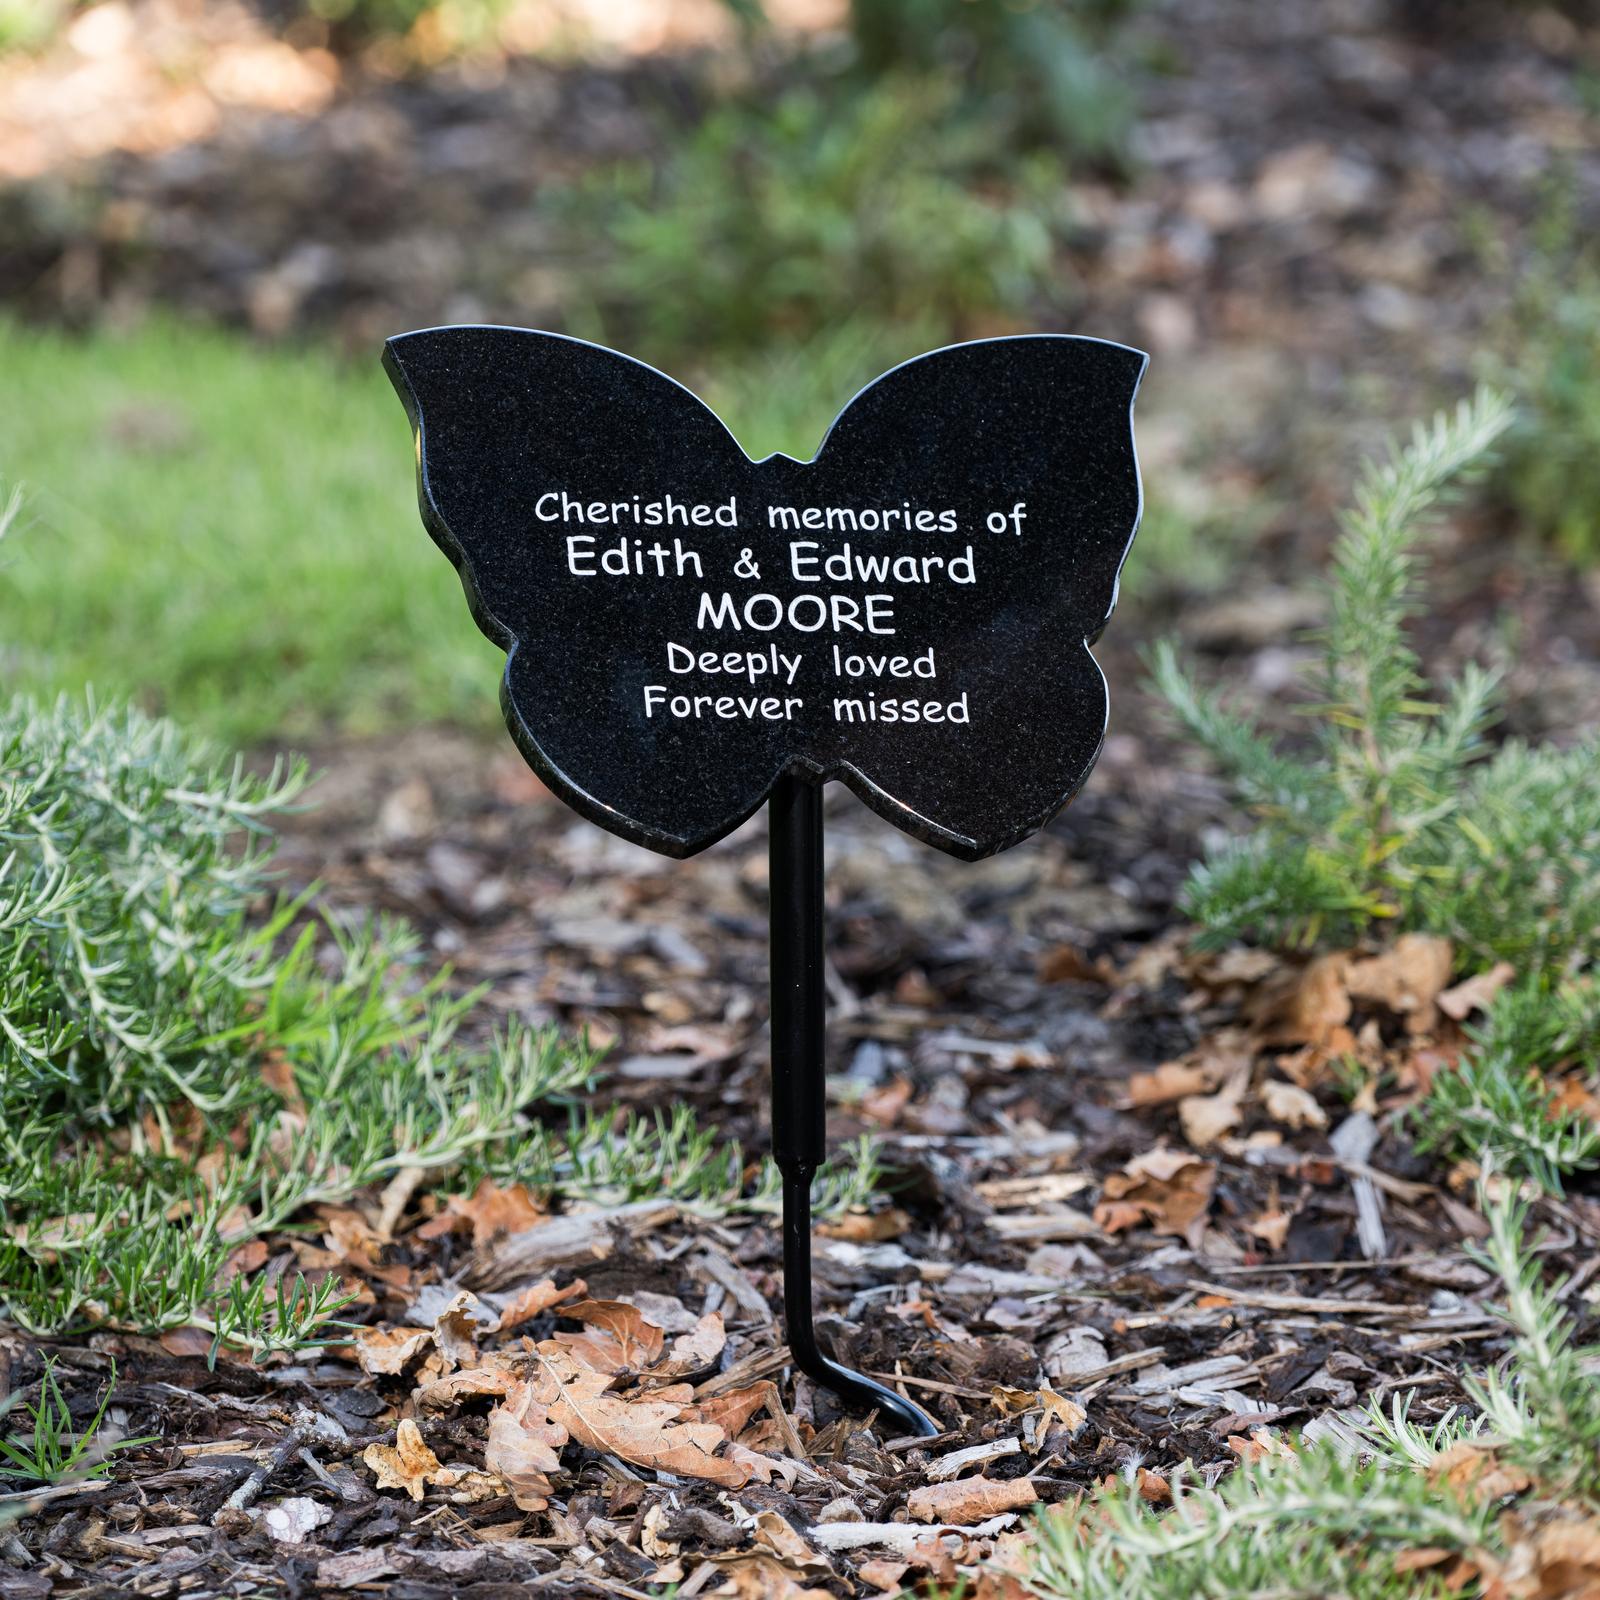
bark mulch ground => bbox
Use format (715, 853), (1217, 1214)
(8, 718), (1590, 1597)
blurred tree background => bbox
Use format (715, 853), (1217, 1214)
(0, 0), (1596, 740)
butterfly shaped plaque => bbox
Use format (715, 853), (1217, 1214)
(384, 328), (1146, 861)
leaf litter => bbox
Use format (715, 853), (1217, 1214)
(12, 728), (1600, 1599)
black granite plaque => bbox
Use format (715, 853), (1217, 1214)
(385, 328), (1145, 860)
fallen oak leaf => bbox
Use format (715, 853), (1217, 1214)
(1246, 1208), (1291, 1251)
(707, 1551), (836, 1600)
(650, 1310), (727, 1379)
(1427, 1441), (1533, 1502)
(531, 1347), (750, 1487)
(362, 1419), (447, 1502)
(725, 1440), (800, 1489)
(431, 1288), (494, 1369)
(858, 1559), (912, 1593)
(752, 1509), (832, 1577)
(906, 1475), (1038, 1525)
(355, 1326), (431, 1378)
(492, 1276), (586, 1335)
(1179, 1067), (1248, 1149)
(484, 1377), (568, 1512)
(556, 1297), (666, 1370)
(682, 1381), (771, 1439)
(1345, 934), (1454, 1034)
(1094, 1149), (1216, 1248)
(414, 1357), (520, 1409)
(817, 1207), (911, 1242)
(1263, 952), (1352, 1046)
(1438, 961), (1517, 1022)
(1127, 1061), (1218, 1107)
(1261, 1079), (1328, 1131)
(416, 1176), (546, 1248)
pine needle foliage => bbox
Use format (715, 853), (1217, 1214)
(1414, 977), (1600, 1192)
(1154, 388), (1600, 975)
(0, 688), (875, 1355)
(1019, 1186), (1600, 1600)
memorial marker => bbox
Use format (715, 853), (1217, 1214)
(386, 326), (1146, 1436)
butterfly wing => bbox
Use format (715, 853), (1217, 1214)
(789, 334), (1146, 857)
(385, 325), (786, 855)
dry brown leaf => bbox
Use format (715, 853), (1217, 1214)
(355, 1325), (431, 1377)
(362, 1419), (446, 1502)
(414, 1360), (519, 1409)
(484, 1378), (568, 1512)
(1551, 1078), (1600, 1122)
(1136, 1467), (1171, 1503)
(990, 1386), (1086, 1431)
(726, 1440), (800, 1490)
(493, 1276), (587, 1335)
(906, 1475), (1038, 1525)
(1266, 952), (1352, 1045)
(1437, 961), (1517, 1022)
(1128, 1061), (1217, 1106)
(859, 1559), (913, 1592)
(640, 1502), (679, 1561)
(418, 1177), (546, 1248)
(752, 1509), (831, 1577)
(532, 1348), (750, 1487)
(651, 1310), (727, 1378)
(431, 1289), (493, 1370)
(708, 1551), (835, 1600)
(1533, 1519), (1600, 1597)
(559, 1298), (667, 1369)
(1189, 945), (1281, 990)
(1179, 1069), (1247, 1148)
(817, 1207), (911, 1242)
(1226, 1429), (1297, 1464)
(1261, 1079), (1328, 1131)
(1274, 1024), (1367, 1090)
(1345, 934), (1454, 1033)
(319, 1206), (387, 1269)
(1428, 1441), (1533, 1502)
(158, 1327), (214, 1359)
(684, 1381), (772, 1439)
(1039, 944), (1109, 984)
(1247, 1208), (1291, 1251)
(1392, 1547), (1454, 1573)
(1094, 1149), (1216, 1248)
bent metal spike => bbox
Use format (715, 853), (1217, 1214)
(385, 326), (1146, 1437)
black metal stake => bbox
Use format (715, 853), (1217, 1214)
(768, 772), (939, 1439)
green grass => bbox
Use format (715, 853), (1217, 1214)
(0, 1359), (153, 1486)
(0, 316), (500, 743)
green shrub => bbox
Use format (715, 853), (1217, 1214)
(1414, 978), (1600, 1192)
(1487, 193), (1600, 564)
(0, 687), (874, 1353)
(560, 76), (1069, 364)
(845, 0), (1141, 163)
(1153, 388), (1600, 975)
(0, 0), (67, 55)
(299, 0), (511, 48)
(729, 0), (1142, 163)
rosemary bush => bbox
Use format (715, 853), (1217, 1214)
(1413, 977), (1600, 1192)
(1021, 1187), (1600, 1600)
(1488, 190), (1600, 565)
(1153, 387), (1600, 977)
(0, 689), (875, 1354)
